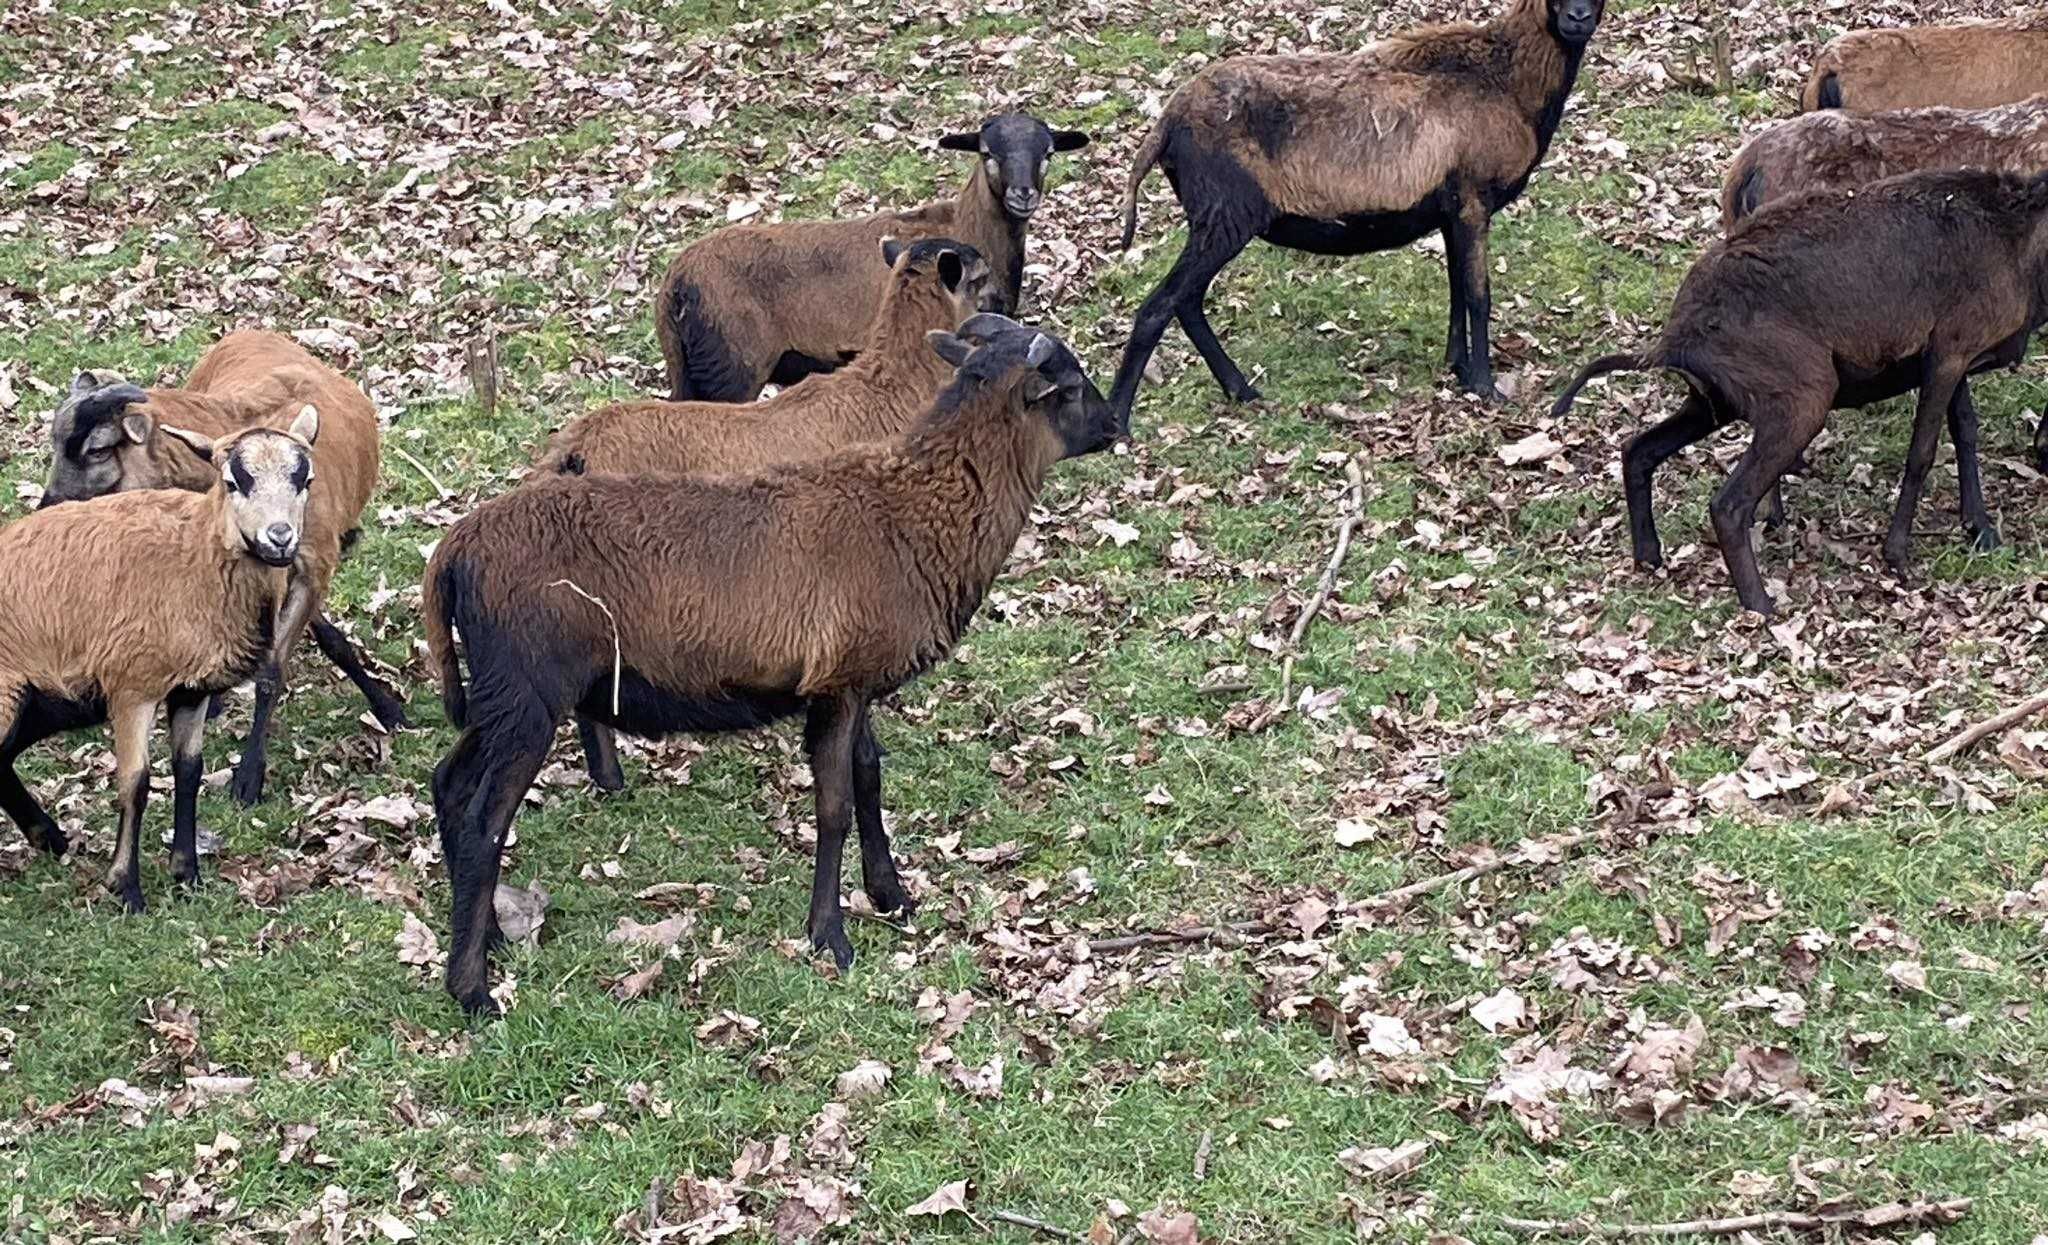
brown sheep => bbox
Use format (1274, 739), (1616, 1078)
(540, 237), (995, 793)
(1803, 11), (2048, 113)
(1108, 0), (1606, 420)
(0, 410), (320, 912)
(1551, 170), (2048, 615)
(652, 112), (1088, 402)
(44, 331), (403, 806)
(422, 317), (1118, 1014)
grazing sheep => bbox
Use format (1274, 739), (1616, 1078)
(542, 238), (996, 793)
(1803, 12), (2048, 113)
(44, 331), (404, 806)
(1109, 0), (1606, 418)
(652, 112), (1088, 402)
(0, 411), (319, 912)
(422, 318), (1118, 1014)
(1551, 170), (2048, 615)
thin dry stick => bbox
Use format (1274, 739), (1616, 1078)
(1499, 1197), (1972, 1238)
(1193, 1128), (1214, 1180)
(1288, 454), (1367, 649)
(389, 443), (449, 499)
(1924, 690), (2048, 764)
(989, 1209), (1084, 1241)
(1369, 830), (1593, 907)
(549, 578), (621, 715)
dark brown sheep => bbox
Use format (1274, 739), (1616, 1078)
(0, 412), (319, 912)
(652, 113), (1088, 403)
(43, 331), (404, 805)
(537, 237), (995, 793)
(1108, 0), (1605, 419)
(1552, 170), (2048, 615)
(422, 318), (1117, 1014)
(1803, 11), (2048, 113)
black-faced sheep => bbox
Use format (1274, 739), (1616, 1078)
(422, 318), (1117, 1014)
(653, 113), (1088, 402)
(1, 411), (320, 912)
(1109, 0), (1606, 419)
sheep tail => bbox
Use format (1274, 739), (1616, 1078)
(1551, 352), (1655, 418)
(422, 554), (467, 729)
(1119, 118), (1170, 252)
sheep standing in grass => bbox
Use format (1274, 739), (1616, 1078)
(1552, 170), (2048, 615)
(1803, 12), (2048, 113)
(541, 237), (998, 793)
(45, 331), (404, 806)
(422, 318), (1118, 1014)
(1109, 0), (1605, 419)
(0, 411), (320, 912)
(652, 113), (1088, 402)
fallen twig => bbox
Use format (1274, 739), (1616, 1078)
(1369, 831), (1592, 907)
(1924, 690), (2048, 764)
(1288, 454), (1367, 650)
(389, 443), (450, 499)
(549, 578), (622, 715)
(989, 1209), (1084, 1241)
(1499, 1196), (1971, 1238)
(1193, 1128), (1214, 1180)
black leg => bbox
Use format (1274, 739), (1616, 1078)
(1947, 379), (1999, 552)
(1109, 209), (1265, 428)
(1441, 221), (1468, 371)
(1708, 405), (1828, 615)
(803, 695), (862, 970)
(851, 707), (912, 918)
(232, 575), (317, 807)
(443, 728), (549, 1017)
(1884, 362), (1966, 577)
(576, 715), (626, 793)
(309, 612), (410, 731)
(0, 738), (64, 856)
(166, 692), (207, 888)
(1447, 192), (1500, 401)
(1177, 297), (1261, 403)
(1622, 392), (1720, 569)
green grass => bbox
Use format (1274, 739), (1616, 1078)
(4, 0), (2048, 1242)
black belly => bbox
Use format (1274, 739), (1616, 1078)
(1832, 327), (2035, 411)
(579, 667), (806, 738)
(4, 686), (109, 754)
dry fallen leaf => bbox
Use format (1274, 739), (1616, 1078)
(835, 1060), (892, 1099)
(903, 1179), (969, 1218)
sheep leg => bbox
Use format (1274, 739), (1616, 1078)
(309, 612), (411, 731)
(166, 691), (208, 889)
(445, 726), (549, 1016)
(1446, 193), (1500, 402)
(575, 716), (626, 793)
(2034, 408), (2048, 478)
(1622, 392), (1718, 569)
(1440, 222), (1468, 369)
(105, 700), (158, 914)
(851, 706), (913, 919)
(1176, 300), (1262, 403)
(1708, 408), (1826, 615)
(0, 749), (63, 856)
(231, 574), (318, 807)
(1947, 380), (1998, 552)
(1883, 361), (1967, 578)
(803, 695), (861, 970)
(1108, 211), (1264, 426)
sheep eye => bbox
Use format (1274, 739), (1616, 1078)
(984, 157), (999, 178)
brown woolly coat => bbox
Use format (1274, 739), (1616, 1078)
(1722, 97), (2048, 231)
(83, 331), (379, 595)
(1802, 11), (2048, 112)
(426, 358), (1071, 707)
(653, 164), (1020, 400)
(544, 245), (982, 478)
(0, 456), (289, 712)
(1121, 0), (1580, 229)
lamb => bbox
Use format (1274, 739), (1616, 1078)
(1551, 170), (2048, 615)
(652, 112), (1088, 402)
(540, 237), (996, 794)
(1108, 0), (1605, 420)
(43, 331), (404, 806)
(0, 410), (320, 912)
(1803, 11), (2048, 113)
(421, 317), (1118, 1014)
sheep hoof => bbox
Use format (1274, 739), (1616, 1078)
(1229, 382), (1264, 404)
(455, 989), (502, 1019)
(588, 768), (627, 794)
(111, 881), (145, 915)
(1969, 525), (2002, 553)
(229, 766), (266, 808)
(172, 860), (201, 890)
(28, 823), (67, 856)
(1632, 549), (1665, 572)
(812, 923), (856, 972)
(371, 698), (412, 732)
(866, 883), (917, 920)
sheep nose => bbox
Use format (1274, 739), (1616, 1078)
(1004, 189), (1042, 216)
(264, 522), (296, 548)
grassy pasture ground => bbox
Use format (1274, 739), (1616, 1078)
(4, 0), (2048, 1240)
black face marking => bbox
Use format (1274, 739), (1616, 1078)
(290, 457), (311, 493)
(229, 458), (256, 495)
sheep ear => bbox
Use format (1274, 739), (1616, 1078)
(1023, 376), (1058, 404)
(1051, 129), (1090, 152)
(937, 131), (982, 152)
(938, 249), (964, 291)
(120, 410), (153, 445)
(956, 312), (1022, 342)
(288, 403), (320, 446)
(880, 236), (906, 267)
(160, 425), (215, 463)
(1025, 333), (1056, 369)
(70, 371), (101, 398)
(927, 331), (975, 367)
